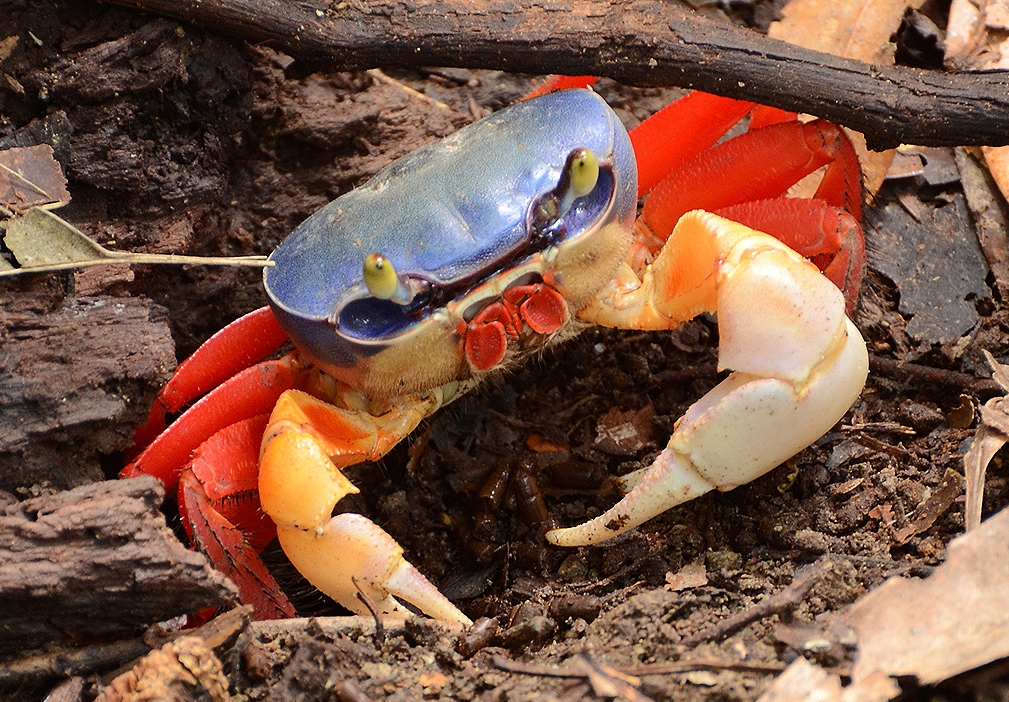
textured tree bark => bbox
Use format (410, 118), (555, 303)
(100, 0), (1009, 150)
(0, 477), (237, 656)
(0, 284), (176, 492)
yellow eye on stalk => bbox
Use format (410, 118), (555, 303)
(569, 147), (599, 198)
(363, 253), (412, 304)
(557, 147), (599, 216)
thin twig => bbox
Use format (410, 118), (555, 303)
(620, 658), (789, 676)
(102, 0), (1009, 149)
(869, 355), (1003, 395)
(365, 69), (454, 112)
(680, 563), (824, 647)
(352, 577), (386, 645)
(493, 653), (788, 678)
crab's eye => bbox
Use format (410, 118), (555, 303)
(569, 147), (599, 198)
(557, 147), (599, 216)
(363, 253), (412, 305)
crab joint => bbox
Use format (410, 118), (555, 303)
(363, 253), (413, 305)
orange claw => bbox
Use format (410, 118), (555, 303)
(257, 385), (472, 625)
(553, 212), (868, 546)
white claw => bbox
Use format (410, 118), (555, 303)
(548, 212), (869, 547)
(547, 321), (866, 546)
(278, 513), (472, 626)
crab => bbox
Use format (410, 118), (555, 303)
(122, 80), (869, 626)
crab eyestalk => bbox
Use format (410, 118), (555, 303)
(363, 253), (413, 305)
(557, 147), (599, 215)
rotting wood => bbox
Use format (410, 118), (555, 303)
(0, 283), (176, 492)
(101, 0), (1009, 150)
(0, 476), (238, 658)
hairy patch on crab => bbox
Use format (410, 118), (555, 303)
(316, 315), (466, 400)
(554, 220), (634, 312)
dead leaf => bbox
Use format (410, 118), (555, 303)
(893, 467), (964, 543)
(847, 504), (1009, 684)
(945, 0), (982, 60)
(768, 0), (922, 194)
(982, 146), (1009, 206)
(594, 405), (654, 456)
(665, 560), (708, 591)
(0, 207), (270, 277)
(945, 0), (1009, 203)
(867, 193), (989, 344)
(770, 0), (922, 62)
(4, 206), (115, 267)
(0, 144), (70, 215)
(989, 0), (1009, 28)
(946, 393), (975, 430)
(756, 658), (900, 702)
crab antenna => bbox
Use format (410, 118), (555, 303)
(363, 253), (413, 305)
(558, 147), (599, 215)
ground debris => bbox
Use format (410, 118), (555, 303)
(846, 504), (1009, 684)
(0, 477), (237, 657)
(0, 286), (175, 491)
(95, 636), (231, 702)
(866, 191), (989, 344)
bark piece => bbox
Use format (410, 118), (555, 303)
(0, 476), (238, 656)
(24, 20), (186, 104)
(102, 0), (1009, 149)
(0, 288), (175, 492)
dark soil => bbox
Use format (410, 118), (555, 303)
(2, 2), (1009, 701)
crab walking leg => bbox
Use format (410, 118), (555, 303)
(130, 306), (288, 455)
(257, 386), (473, 625)
(550, 211), (868, 547)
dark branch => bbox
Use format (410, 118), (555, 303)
(99, 0), (1009, 149)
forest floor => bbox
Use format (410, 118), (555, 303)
(2, 1), (1009, 700)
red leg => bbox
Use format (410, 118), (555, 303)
(122, 356), (300, 487)
(179, 414), (296, 620)
(717, 199), (865, 312)
(811, 124), (862, 220)
(130, 306), (288, 456)
(629, 91), (755, 197)
(523, 75), (597, 100)
(748, 105), (797, 129)
(638, 120), (862, 242)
